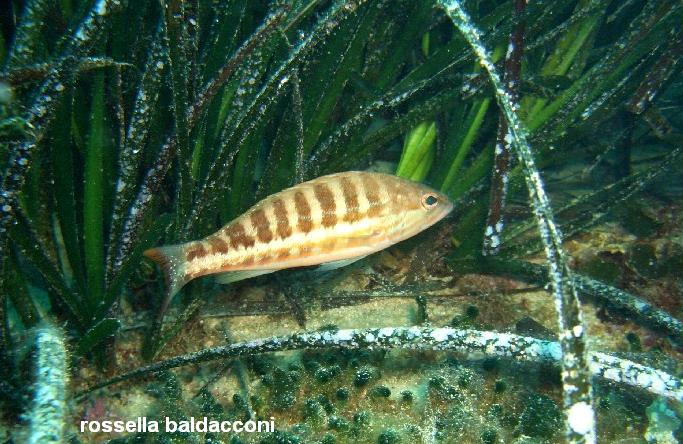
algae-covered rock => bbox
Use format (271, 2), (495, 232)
(481, 427), (498, 444)
(354, 366), (375, 387)
(335, 387), (350, 401)
(615, 201), (663, 238)
(644, 397), (681, 444)
(400, 390), (414, 403)
(369, 385), (391, 399)
(628, 243), (663, 279)
(303, 398), (325, 423)
(320, 433), (336, 444)
(576, 254), (624, 285)
(518, 394), (563, 439)
(377, 428), (400, 444)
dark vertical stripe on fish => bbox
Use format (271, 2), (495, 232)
(396, 180), (420, 211)
(272, 198), (292, 239)
(208, 236), (229, 254)
(250, 208), (273, 243)
(362, 174), (383, 217)
(225, 222), (255, 249)
(294, 191), (313, 233)
(314, 183), (337, 227)
(186, 243), (208, 261)
(340, 176), (361, 222)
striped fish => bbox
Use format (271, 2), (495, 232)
(144, 171), (453, 298)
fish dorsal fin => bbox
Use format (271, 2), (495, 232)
(315, 255), (368, 273)
(215, 269), (278, 284)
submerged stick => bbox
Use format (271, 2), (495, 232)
(572, 275), (683, 342)
(482, 0), (525, 256)
(438, 1), (595, 442)
(81, 327), (682, 403)
(459, 256), (683, 343)
(28, 324), (68, 444)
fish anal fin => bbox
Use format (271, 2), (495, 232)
(215, 269), (278, 284)
(315, 255), (368, 273)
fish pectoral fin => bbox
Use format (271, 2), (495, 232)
(347, 228), (383, 240)
(315, 255), (369, 273)
(215, 269), (278, 284)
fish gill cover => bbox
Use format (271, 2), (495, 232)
(0, 0), (682, 443)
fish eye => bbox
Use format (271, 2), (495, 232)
(421, 193), (439, 210)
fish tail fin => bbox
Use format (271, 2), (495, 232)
(143, 244), (188, 299)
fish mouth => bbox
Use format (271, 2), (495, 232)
(441, 199), (455, 218)
(434, 192), (455, 221)
(435, 203), (454, 226)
